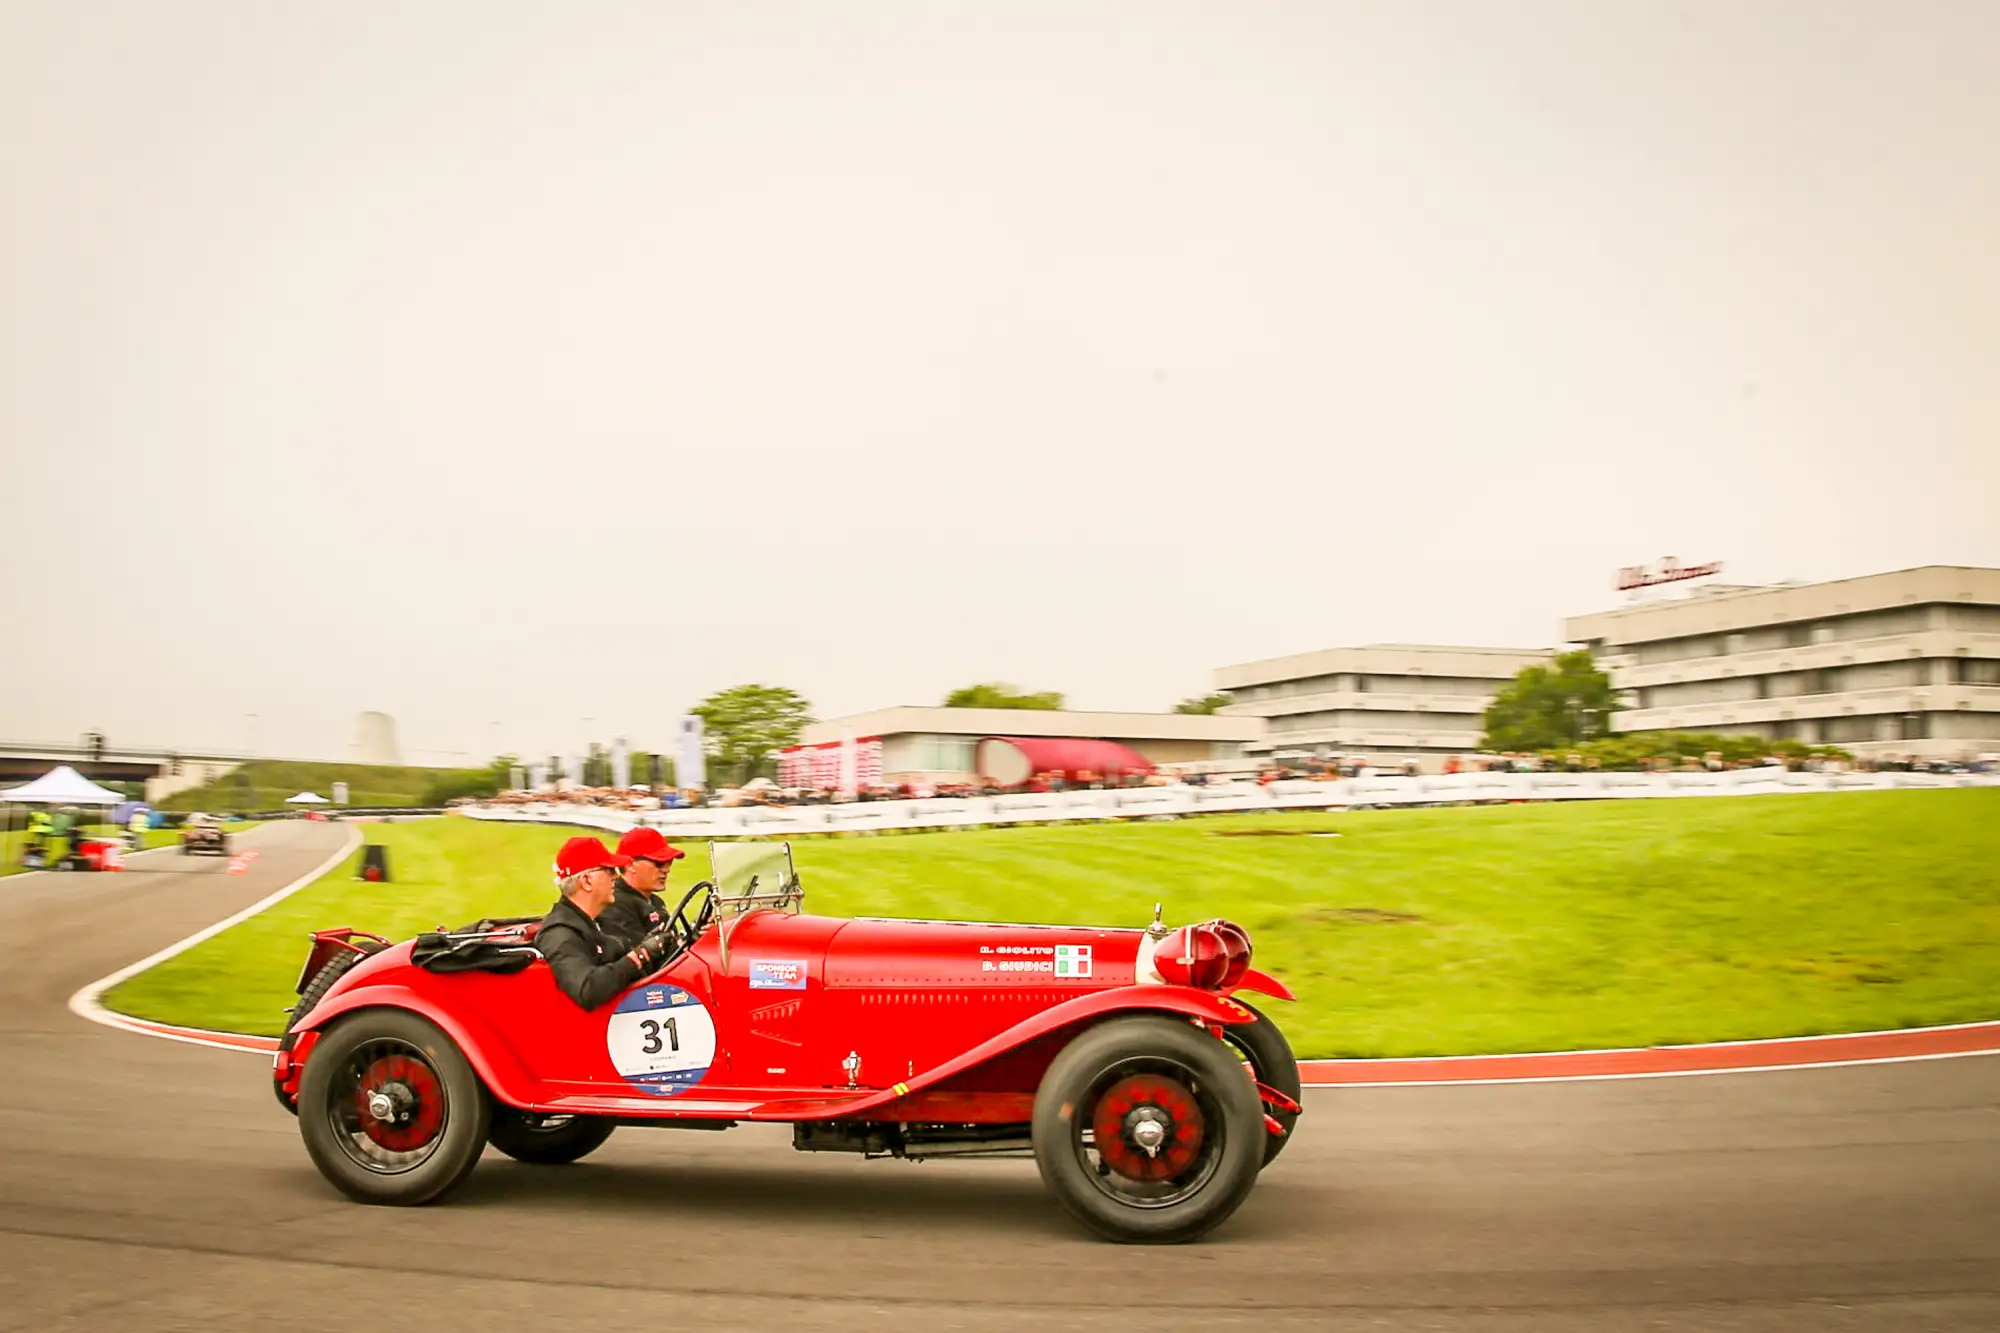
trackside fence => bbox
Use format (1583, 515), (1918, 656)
(462, 769), (1999, 840)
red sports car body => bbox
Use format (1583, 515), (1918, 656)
(276, 844), (1302, 1243)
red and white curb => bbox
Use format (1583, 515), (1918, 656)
(65, 821), (2000, 1084)
(68, 825), (362, 1052)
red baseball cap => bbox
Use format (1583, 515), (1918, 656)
(617, 827), (687, 865)
(552, 835), (630, 884)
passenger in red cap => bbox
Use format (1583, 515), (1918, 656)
(599, 826), (688, 952)
(537, 836), (678, 1009)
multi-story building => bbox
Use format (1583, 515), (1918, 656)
(1212, 644), (1551, 771)
(1564, 565), (2000, 761)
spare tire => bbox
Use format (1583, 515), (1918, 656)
(274, 940), (389, 1115)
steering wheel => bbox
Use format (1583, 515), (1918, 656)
(666, 879), (717, 949)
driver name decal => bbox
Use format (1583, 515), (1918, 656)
(607, 984), (717, 1095)
(979, 944), (1093, 977)
(749, 959), (808, 990)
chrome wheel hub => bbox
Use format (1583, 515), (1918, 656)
(1127, 1107), (1171, 1158)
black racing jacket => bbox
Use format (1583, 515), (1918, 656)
(598, 879), (670, 954)
(536, 896), (642, 1010)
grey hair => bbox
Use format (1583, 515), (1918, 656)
(558, 872), (595, 898)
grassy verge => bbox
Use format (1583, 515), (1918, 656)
(105, 792), (2000, 1059)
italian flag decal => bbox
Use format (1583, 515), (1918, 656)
(1054, 945), (1093, 978)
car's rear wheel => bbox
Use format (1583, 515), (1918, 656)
(297, 1010), (490, 1205)
(1218, 1001), (1302, 1166)
(1033, 1015), (1262, 1244)
(487, 1109), (616, 1164)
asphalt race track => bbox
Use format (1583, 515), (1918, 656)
(3, 821), (1997, 1331)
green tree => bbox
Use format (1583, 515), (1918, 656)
(692, 684), (814, 786)
(942, 683), (1066, 710)
(1481, 650), (1619, 751)
(1173, 693), (1232, 715)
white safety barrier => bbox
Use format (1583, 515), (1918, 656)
(462, 770), (1997, 840)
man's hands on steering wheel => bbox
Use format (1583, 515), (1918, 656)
(669, 879), (717, 942)
(631, 881), (716, 975)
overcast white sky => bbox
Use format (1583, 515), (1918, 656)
(2, 1), (1994, 764)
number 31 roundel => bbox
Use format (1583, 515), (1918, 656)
(606, 984), (717, 1094)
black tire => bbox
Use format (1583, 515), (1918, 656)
(1032, 1014), (1263, 1244)
(297, 1009), (491, 1206)
(274, 941), (388, 1114)
(488, 1109), (616, 1165)
(1219, 1001), (1302, 1166)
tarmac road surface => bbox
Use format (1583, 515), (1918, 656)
(3, 818), (1997, 1331)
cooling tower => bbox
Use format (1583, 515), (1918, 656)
(353, 711), (402, 766)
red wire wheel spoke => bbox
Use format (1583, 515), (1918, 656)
(1091, 1073), (1206, 1182)
(354, 1053), (445, 1152)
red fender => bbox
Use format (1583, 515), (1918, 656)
(1232, 967), (1296, 1002)
(760, 985), (1255, 1121)
(292, 983), (539, 1108)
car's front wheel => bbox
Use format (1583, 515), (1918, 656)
(1033, 1014), (1263, 1244)
(297, 1009), (490, 1205)
(487, 1109), (616, 1164)
(1219, 1001), (1302, 1166)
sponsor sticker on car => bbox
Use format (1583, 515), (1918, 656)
(749, 959), (808, 990)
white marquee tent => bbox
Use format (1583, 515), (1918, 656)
(1, 765), (127, 806)
(284, 791), (331, 805)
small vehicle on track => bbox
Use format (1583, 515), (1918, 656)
(180, 816), (231, 857)
(275, 842), (1301, 1243)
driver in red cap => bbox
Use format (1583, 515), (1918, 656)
(598, 826), (686, 952)
(537, 836), (677, 1009)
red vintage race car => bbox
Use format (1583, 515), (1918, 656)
(274, 843), (1302, 1243)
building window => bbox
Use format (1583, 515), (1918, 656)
(1810, 622), (1836, 645)
(1723, 633), (1749, 654)
(1353, 676), (1370, 693)
(909, 734), (977, 772)
(1953, 658), (2000, 685)
(1782, 623), (1812, 648)
(1897, 713), (1931, 741)
(1823, 715), (1888, 744)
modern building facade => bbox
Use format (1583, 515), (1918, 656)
(781, 706), (1268, 787)
(1563, 565), (2000, 760)
(1212, 644), (1551, 771)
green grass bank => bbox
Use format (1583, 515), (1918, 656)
(105, 791), (2000, 1059)
(155, 760), (482, 812)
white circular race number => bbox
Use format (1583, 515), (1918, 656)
(606, 984), (716, 1095)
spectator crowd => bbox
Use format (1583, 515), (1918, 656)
(459, 749), (1996, 816)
